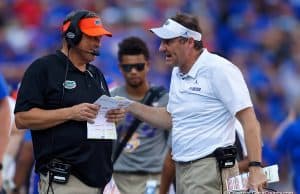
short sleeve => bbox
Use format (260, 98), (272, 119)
(14, 60), (47, 113)
(212, 63), (252, 116)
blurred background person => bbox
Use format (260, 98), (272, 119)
(272, 98), (300, 194)
(0, 73), (11, 193)
(112, 36), (169, 194)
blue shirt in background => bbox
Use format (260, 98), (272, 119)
(275, 117), (300, 194)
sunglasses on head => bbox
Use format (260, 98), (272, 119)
(120, 63), (145, 72)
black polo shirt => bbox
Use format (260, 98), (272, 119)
(15, 50), (112, 188)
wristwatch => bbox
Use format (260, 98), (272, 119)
(0, 163), (2, 170)
(248, 161), (262, 167)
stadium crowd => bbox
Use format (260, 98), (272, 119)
(0, 0), (300, 193)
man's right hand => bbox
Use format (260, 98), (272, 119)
(2, 155), (16, 192)
(71, 103), (100, 123)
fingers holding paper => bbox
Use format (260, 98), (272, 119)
(71, 103), (100, 123)
(247, 167), (267, 192)
(105, 108), (126, 123)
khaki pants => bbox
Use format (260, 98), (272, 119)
(39, 173), (103, 194)
(113, 172), (161, 194)
(175, 157), (239, 194)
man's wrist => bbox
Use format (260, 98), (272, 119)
(248, 161), (262, 168)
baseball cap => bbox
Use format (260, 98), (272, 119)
(150, 19), (201, 41)
(62, 16), (112, 37)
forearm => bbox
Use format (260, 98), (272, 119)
(128, 102), (172, 129)
(159, 150), (175, 194)
(0, 98), (11, 162)
(237, 108), (262, 162)
(15, 107), (72, 130)
(5, 123), (24, 157)
(243, 121), (262, 162)
(238, 157), (249, 173)
(236, 107), (267, 191)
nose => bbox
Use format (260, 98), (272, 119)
(93, 36), (101, 45)
(159, 42), (166, 52)
(129, 67), (138, 73)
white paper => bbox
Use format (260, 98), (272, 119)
(226, 164), (279, 192)
(94, 95), (133, 109)
(104, 178), (121, 194)
(87, 95), (132, 140)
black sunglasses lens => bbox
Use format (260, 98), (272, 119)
(121, 63), (145, 72)
(136, 63), (145, 71)
(121, 65), (132, 72)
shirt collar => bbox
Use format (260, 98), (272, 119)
(56, 50), (91, 73)
(176, 48), (209, 79)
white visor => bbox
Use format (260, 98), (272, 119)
(150, 19), (202, 41)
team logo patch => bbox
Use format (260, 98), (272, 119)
(66, 32), (75, 39)
(63, 80), (77, 89)
(95, 19), (102, 26)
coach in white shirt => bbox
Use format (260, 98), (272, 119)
(127, 13), (266, 193)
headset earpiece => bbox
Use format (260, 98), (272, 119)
(64, 10), (89, 47)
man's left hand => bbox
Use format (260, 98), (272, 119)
(247, 166), (267, 192)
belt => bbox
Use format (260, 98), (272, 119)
(176, 152), (215, 165)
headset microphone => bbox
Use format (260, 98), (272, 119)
(75, 47), (100, 56)
(90, 50), (100, 56)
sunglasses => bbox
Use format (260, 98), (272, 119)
(120, 63), (145, 72)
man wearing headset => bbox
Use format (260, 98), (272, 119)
(14, 10), (126, 194)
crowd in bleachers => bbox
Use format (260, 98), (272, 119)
(1, 0), (300, 193)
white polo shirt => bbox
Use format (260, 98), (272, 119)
(167, 49), (252, 162)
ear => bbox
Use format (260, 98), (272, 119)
(188, 38), (195, 48)
(118, 63), (123, 73)
(145, 61), (150, 72)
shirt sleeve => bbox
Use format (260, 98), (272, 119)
(14, 59), (47, 113)
(212, 63), (252, 116)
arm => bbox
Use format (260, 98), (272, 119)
(159, 149), (175, 194)
(238, 157), (249, 173)
(127, 102), (172, 129)
(4, 122), (24, 157)
(2, 122), (24, 192)
(15, 103), (99, 130)
(0, 97), (11, 189)
(272, 109), (295, 144)
(236, 107), (266, 191)
(0, 97), (11, 163)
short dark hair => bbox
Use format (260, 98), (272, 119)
(63, 10), (97, 24)
(171, 13), (203, 50)
(118, 37), (150, 62)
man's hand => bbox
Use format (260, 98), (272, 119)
(71, 103), (100, 123)
(105, 108), (126, 123)
(247, 166), (267, 192)
(2, 154), (16, 192)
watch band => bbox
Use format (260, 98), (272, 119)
(0, 163), (2, 170)
(248, 161), (262, 167)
